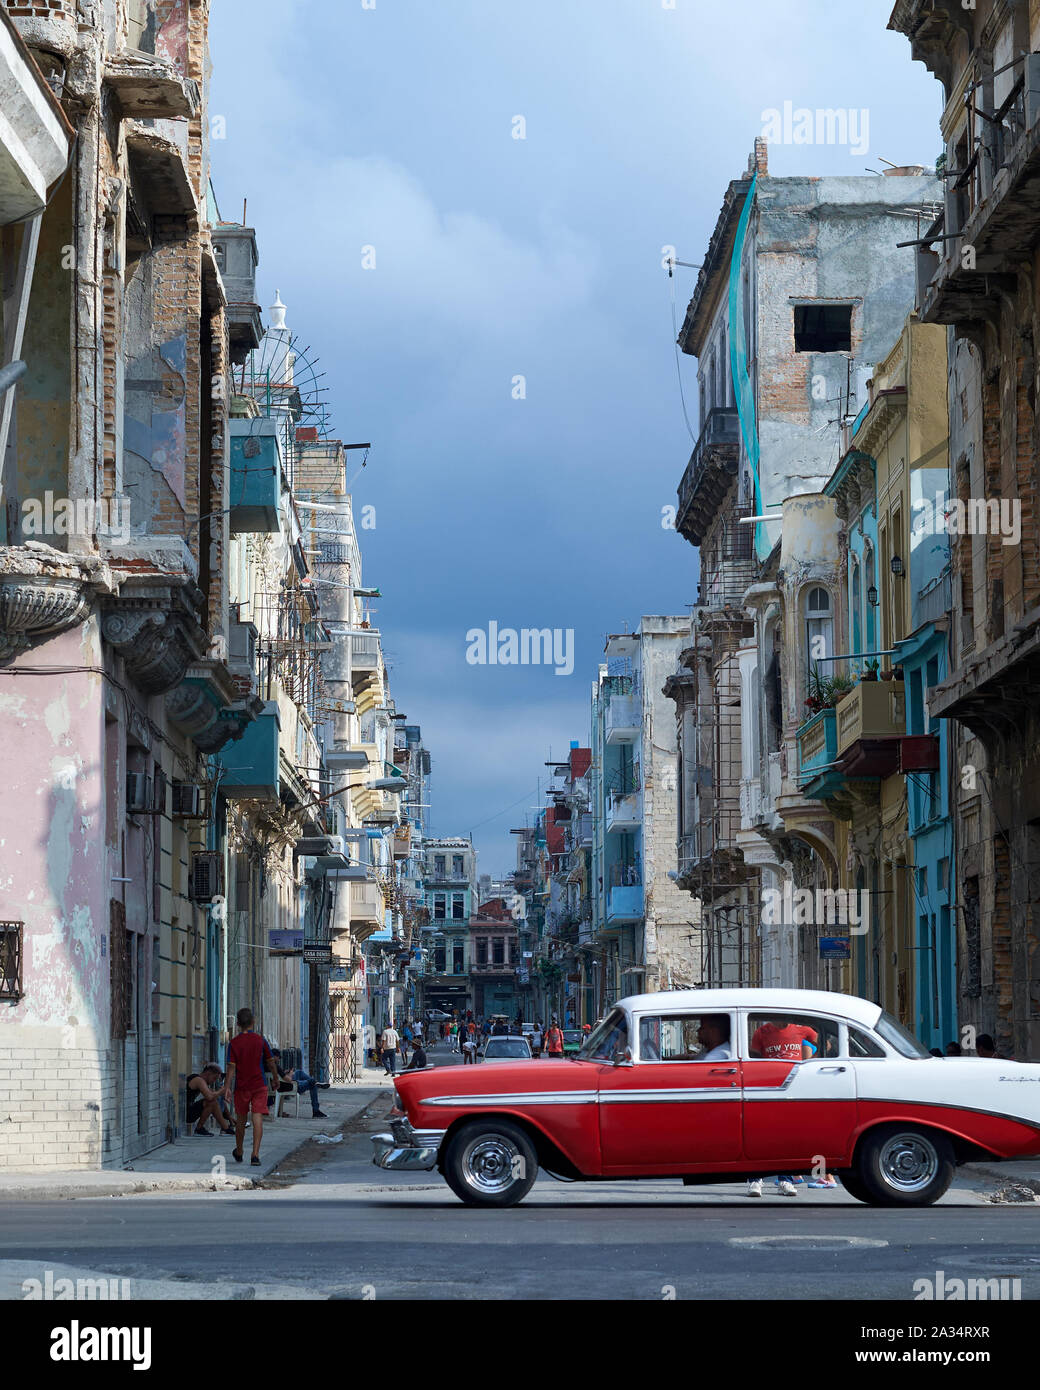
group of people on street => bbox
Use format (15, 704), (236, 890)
(184, 1007), (331, 1168)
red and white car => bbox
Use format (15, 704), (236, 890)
(370, 987), (1040, 1207)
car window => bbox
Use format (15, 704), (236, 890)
(484, 1039), (529, 1057)
(849, 1025), (887, 1058)
(876, 1011), (931, 1058)
(580, 1008), (628, 1061)
(746, 1012), (838, 1060)
(638, 1013), (735, 1062)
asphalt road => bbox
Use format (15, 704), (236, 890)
(3, 1043), (1040, 1301)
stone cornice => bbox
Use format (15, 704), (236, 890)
(0, 542), (112, 663)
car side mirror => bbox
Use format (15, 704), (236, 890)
(613, 1046), (633, 1068)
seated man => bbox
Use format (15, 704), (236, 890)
(696, 1014), (733, 1061)
(404, 1040), (428, 1070)
(270, 1048), (327, 1119)
(186, 1063), (235, 1137)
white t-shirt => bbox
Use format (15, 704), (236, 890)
(382, 1028), (400, 1049)
(699, 1041), (733, 1062)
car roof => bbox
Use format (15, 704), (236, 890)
(614, 987), (883, 1030)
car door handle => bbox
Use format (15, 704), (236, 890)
(709, 1067), (737, 1074)
(818, 1065), (846, 1073)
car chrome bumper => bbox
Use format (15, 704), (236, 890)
(370, 1120), (444, 1172)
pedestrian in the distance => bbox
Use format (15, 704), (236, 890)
(226, 1007), (279, 1167)
(462, 1031), (477, 1065)
(400, 1020), (413, 1066)
(544, 1019), (565, 1058)
(382, 1021), (400, 1075)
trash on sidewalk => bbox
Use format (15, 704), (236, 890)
(312, 1133), (343, 1145)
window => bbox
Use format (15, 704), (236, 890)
(434, 855), (446, 878)
(433, 943), (446, 973)
(492, 938), (505, 966)
(746, 1012), (838, 1059)
(793, 303), (853, 353)
(433, 894), (446, 921)
(0, 921), (23, 1001)
(451, 892), (465, 921)
(581, 1008), (629, 1061)
(876, 1011), (931, 1058)
(475, 937), (487, 966)
(638, 1013), (734, 1062)
(452, 941), (464, 974)
(848, 1026), (887, 1058)
(805, 587), (833, 667)
(452, 854), (464, 878)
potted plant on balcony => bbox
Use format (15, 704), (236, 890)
(827, 673), (855, 705)
(861, 658), (879, 682)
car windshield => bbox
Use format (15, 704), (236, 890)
(876, 1010), (931, 1058)
(485, 1040), (529, 1057)
(578, 1008), (628, 1061)
(562, 1030), (582, 1043)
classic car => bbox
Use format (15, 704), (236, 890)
(371, 987), (1040, 1208)
(561, 1028), (583, 1056)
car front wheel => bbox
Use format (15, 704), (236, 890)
(854, 1125), (955, 1206)
(443, 1119), (538, 1207)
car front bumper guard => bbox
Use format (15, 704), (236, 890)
(371, 1119), (444, 1172)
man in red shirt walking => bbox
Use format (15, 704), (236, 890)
(226, 1007), (279, 1167)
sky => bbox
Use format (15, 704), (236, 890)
(208, 0), (943, 877)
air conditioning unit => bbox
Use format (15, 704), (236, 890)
(172, 782), (203, 817)
(189, 851), (224, 901)
(126, 772), (152, 814)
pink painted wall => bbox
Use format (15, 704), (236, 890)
(0, 620), (109, 1036)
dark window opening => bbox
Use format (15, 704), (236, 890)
(793, 304), (852, 354)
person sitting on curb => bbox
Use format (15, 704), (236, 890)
(270, 1048), (327, 1119)
(186, 1064), (235, 1138)
(404, 1039), (428, 1070)
(226, 1007), (280, 1167)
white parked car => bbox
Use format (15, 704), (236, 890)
(478, 1036), (533, 1064)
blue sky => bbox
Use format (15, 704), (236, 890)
(208, 0), (942, 876)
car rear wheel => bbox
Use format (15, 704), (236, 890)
(443, 1119), (538, 1207)
(855, 1125), (955, 1206)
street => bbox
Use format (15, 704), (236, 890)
(3, 1044), (1039, 1302)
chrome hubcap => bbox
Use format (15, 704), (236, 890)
(879, 1133), (938, 1192)
(462, 1136), (520, 1194)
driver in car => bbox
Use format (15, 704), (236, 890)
(696, 1014), (733, 1061)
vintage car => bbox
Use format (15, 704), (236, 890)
(370, 987), (1040, 1208)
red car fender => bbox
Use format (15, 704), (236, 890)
(851, 1099), (1040, 1162)
(395, 1063), (603, 1174)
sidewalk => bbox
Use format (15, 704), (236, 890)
(960, 1159), (1040, 1196)
(0, 1084), (389, 1201)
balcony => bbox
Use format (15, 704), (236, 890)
(215, 701), (279, 800)
(918, 56), (1040, 325)
(605, 789), (640, 834)
(607, 884), (643, 925)
(349, 880), (385, 940)
(835, 680), (905, 777)
(470, 960), (516, 976)
(211, 224), (262, 365)
(675, 407), (740, 546)
(0, 7), (75, 224)
(605, 693), (639, 744)
(229, 422), (282, 534)
(796, 707), (839, 800)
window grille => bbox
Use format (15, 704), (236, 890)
(0, 921), (24, 1001)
